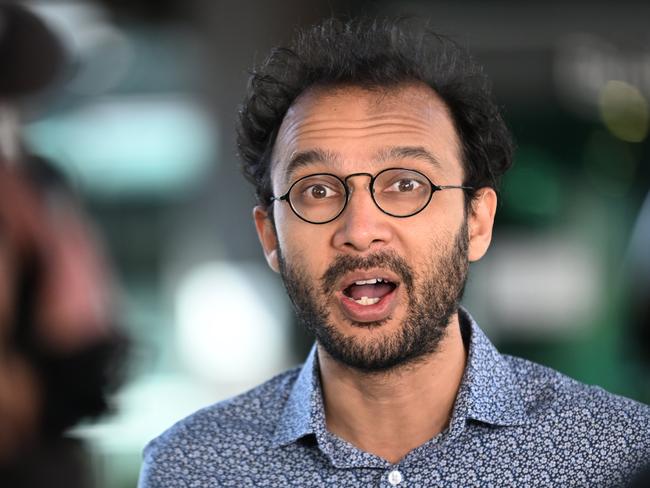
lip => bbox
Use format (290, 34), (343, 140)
(334, 269), (401, 324)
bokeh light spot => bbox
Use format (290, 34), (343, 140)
(598, 80), (649, 143)
(175, 262), (290, 385)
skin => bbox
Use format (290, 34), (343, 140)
(254, 83), (497, 463)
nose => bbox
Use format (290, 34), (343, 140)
(331, 174), (394, 253)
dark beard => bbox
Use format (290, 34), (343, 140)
(277, 223), (469, 373)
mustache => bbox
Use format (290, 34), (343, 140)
(320, 251), (414, 294)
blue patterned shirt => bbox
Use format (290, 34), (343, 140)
(139, 309), (650, 487)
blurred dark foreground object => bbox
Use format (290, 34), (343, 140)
(0, 438), (93, 488)
(1, 4), (128, 487)
(0, 156), (129, 487)
(628, 462), (650, 488)
(0, 2), (66, 97)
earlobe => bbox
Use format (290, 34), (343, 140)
(467, 188), (497, 262)
(267, 250), (279, 272)
(253, 206), (280, 273)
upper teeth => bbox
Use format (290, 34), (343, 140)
(354, 278), (385, 285)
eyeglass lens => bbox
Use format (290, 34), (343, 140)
(288, 169), (432, 223)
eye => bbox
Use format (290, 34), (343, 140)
(304, 183), (337, 199)
(290, 174), (345, 206)
(387, 178), (422, 193)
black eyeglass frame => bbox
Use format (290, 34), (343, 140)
(270, 167), (474, 224)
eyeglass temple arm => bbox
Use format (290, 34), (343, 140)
(436, 185), (474, 190)
(270, 194), (290, 202)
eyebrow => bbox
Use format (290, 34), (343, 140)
(282, 145), (442, 183)
(374, 146), (443, 169)
(283, 148), (340, 183)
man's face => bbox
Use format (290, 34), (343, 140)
(255, 83), (494, 372)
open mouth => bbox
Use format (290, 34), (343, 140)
(341, 277), (398, 306)
(332, 269), (402, 324)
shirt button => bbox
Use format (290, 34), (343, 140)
(387, 469), (403, 486)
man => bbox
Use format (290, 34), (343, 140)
(139, 18), (650, 487)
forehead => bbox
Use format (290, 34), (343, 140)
(271, 83), (463, 184)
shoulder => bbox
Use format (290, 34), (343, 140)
(504, 354), (650, 422)
(463, 351), (650, 485)
(504, 355), (650, 462)
(149, 366), (302, 445)
(138, 366), (301, 486)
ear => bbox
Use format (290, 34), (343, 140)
(467, 188), (497, 262)
(253, 206), (280, 273)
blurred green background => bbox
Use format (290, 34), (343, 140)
(17, 0), (650, 486)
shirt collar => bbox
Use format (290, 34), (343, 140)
(271, 307), (528, 448)
(271, 343), (320, 447)
(453, 307), (528, 428)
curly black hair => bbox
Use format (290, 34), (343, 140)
(237, 17), (514, 208)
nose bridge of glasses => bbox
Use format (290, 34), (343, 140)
(343, 172), (374, 195)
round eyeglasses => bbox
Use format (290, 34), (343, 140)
(270, 167), (473, 224)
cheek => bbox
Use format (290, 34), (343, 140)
(276, 223), (331, 275)
(402, 221), (461, 268)
(409, 193), (465, 239)
(275, 207), (320, 249)
(272, 205), (292, 236)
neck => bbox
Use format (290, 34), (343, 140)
(318, 312), (467, 464)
